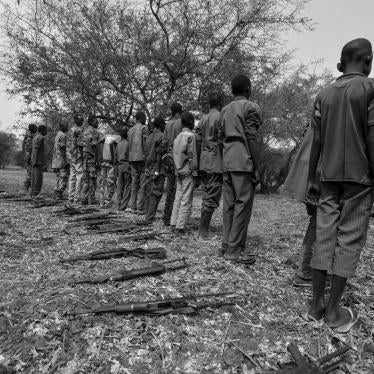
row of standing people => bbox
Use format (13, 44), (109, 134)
(23, 74), (262, 266)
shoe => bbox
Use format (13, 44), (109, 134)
(198, 210), (213, 240)
(223, 247), (241, 261)
(293, 275), (312, 288)
(236, 250), (256, 265)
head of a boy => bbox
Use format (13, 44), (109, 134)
(73, 113), (84, 127)
(59, 121), (68, 133)
(171, 102), (183, 117)
(338, 38), (373, 76)
(231, 74), (251, 99)
(153, 116), (166, 132)
(181, 112), (195, 130)
(209, 91), (223, 110)
(28, 123), (37, 134)
(135, 111), (146, 125)
(119, 126), (128, 140)
(88, 114), (98, 129)
(38, 124), (47, 136)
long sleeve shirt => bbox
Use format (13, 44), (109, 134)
(220, 96), (262, 172)
(128, 122), (148, 162)
(115, 138), (130, 172)
(52, 130), (67, 169)
(199, 108), (223, 173)
(145, 128), (164, 170)
(31, 133), (45, 167)
(161, 117), (183, 156)
(22, 130), (34, 165)
(173, 128), (198, 177)
(67, 125), (84, 163)
(81, 126), (100, 160)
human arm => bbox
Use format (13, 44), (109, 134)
(367, 97), (374, 178)
(306, 100), (322, 204)
(187, 134), (199, 187)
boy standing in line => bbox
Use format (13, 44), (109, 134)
(67, 114), (84, 204)
(220, 75), (262, 265)
(30, 125), (48, 197)
(116, 127), (131, 211)
(81, 115), (100, 205)
(198, 92), (224, 240)
(128, 111), (149, 214)
(52, 122), (69, 200)
(170, 112), (199, 234)
(306, 38), (374, 332)
(161, 103), (183, 226)
(141, 117), (166, 225)
(22, 123), (38, 193)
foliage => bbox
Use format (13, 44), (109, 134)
(0, 131), (18, 167)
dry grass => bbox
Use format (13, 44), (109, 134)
(0, 168), (373, 373)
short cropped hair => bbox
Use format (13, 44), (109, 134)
(119, 126), (128, 139)
(209, 92), (223, 109)
(59, 121), (68, 132)
(171, 102), (183, 116)
(38, 124), (47, 133)
(340, 38), (373, 68)
(28, 123), (37, 133)
(153, 116), (165, 129)
(135, 111), (146, 124)
(231, 74), (251, 96)
(181, 111), (195, 130)
(73, 113), (84, 126)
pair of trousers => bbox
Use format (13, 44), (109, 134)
(163, 167), (176, 224)
(55, 167), (69, 194)
(222, 171), (255, 250)
(81, 158), (97, 205)
(99, 164), (116, 206)
(31, 165), (43, 196)
(296, 205), (316, 280)
(312, 181), (373, 278)
(117, 170), (131, 211)
(130, 161), (146, 212)
(171, 174), (194, 229)
(24, 164), (32, 190)
(201, 172), (223, 213)
(68, 162), (83, 203)
(145, 175), (165, 222)
(143, 173), (153, 214)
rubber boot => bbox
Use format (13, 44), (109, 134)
(139, 196), (158, 225)
(198, 210), (213, 240)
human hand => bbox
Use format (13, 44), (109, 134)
(306, 180), (320, 205)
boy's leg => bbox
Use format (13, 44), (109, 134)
(55, 170), (60, 195)
(74, 162), (83, 203)
(163, 167), (176, 225)
(117, 171), (124, 209)
(222, 172), (235, 256)
(145, 175), (165, 222)
(68, 164), (76, 202)
(24, 164), (32, 191)
(120, 171), (132, 210)
(176, 175), (194, 230)
(170, 176), (182, 227)
(227, 172), (254, 252)
(324, 183), (372, 327)
(130, 163), (139, 211)
(99, 166), (107, 206)
(88, 160), (97, 205)
(137, 163), (146, 213)
(60, 166), (69, 194)
(32, 166), (43, 196)
(106, 166), (116, 205)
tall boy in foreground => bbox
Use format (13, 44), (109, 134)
(220, 75), (262, 265)
(31, 125), (48, 197)
(170, 112), (199, 234)
(307, 38), (374, 332)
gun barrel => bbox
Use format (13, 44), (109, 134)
(317, 345), (350, 365)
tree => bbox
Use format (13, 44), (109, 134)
(0, 132), (18, 168)
(0, 0), (311, 127)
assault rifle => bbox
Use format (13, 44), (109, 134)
(31, 199), (64, 209)
(277, 342), (351, 373)
(69, 257), (187, 284)
(68, 291), (237, 316)
(115, 231), (164, 242)
(60, 246), (167, 262)
(54, 205), (99, 216)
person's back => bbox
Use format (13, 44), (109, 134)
(173, 127), (198, 176)
(220, 97), (261, 173)
(31, 132), (45, 167)
(82, 125), (99, 160)
(164, 117), (183, 155)
(128, 122), (147, 162)
(68, 124), (84, 163)
(317, 74), (374, 185)
(116, 138), (129, 165)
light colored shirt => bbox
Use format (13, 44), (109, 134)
(173, 128), (198, 176)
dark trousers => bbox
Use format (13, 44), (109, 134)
(31, 165), (43, 196)
(130, 161), (146, 212)
(24, 164), (32, 190)
(145, 175), (165, 222)
(117, 170), (131, 211)
(163, 167), (176, 224)
(222, 171), (255, 250)
(201, 172), (223, 213)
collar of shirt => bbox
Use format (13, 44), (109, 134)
(233, 95), (249, 101)
(337, 72), (367, 80)
(181, 127), (193, 133)
(209, 108), (219, 113)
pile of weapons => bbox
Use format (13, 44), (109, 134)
(276, 342), (351, 373)
(0, 192), (63, 208)
(54, 205), (99, 216)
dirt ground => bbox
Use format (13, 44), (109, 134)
(0, 168), (373, 374)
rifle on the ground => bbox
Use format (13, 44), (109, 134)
(54, 205), (99, 216)
(68, 212), (118, 222)
(31, 199), (64, 209)
(68, 291), (236, 316)
(277, 342), (351, 373)
(115, 231), (164, 242)
(69, 257), (187, 284)
(60, 246), (167, 263)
